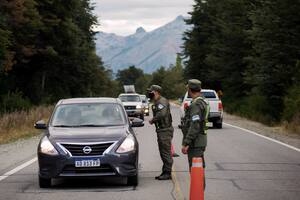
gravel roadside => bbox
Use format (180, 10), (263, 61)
(224, 112), (300, 149)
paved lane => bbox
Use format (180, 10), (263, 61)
(170, 105), (300, 200)
(0, 105), (299, 200)
(0, 114), (177, 200)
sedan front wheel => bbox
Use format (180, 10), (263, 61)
(127, 174), (138, 186)
(39, 176), (51, 188)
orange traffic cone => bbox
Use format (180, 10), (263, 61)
(171, 144), (179, 157)
(190, 157), (204, 200)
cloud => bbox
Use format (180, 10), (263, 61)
(92, 0), (194, 36)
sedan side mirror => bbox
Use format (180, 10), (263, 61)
(34, 120), (47, 129)
(131, 118), (144, 127)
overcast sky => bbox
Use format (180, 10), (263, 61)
(92, 0), (194, 36)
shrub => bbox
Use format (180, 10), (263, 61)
(0, 92), (32, 114)
(224, 95), (272, 124)
(283, 85), (300, 122)
(282, 85), (300, 133)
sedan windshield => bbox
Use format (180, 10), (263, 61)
(51, 103), (126, 127)
(140, 95), (148, 103)
(119, 95), (141, 102)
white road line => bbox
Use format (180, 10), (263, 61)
(171, 102), (300, 153)
(224, 123), (300, 153)
(0, 157), (37, 182)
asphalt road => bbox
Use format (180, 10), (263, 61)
(0, 105), (299, 200)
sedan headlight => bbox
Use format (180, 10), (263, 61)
(136, 105), (142, 109)
(116, 134), (135, 153)
(39, 137), (58, 155)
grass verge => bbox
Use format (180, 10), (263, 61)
(0, 106), (53, 144)
(283, 114), (300, 135)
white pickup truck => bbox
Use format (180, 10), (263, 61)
(180, 89), (223, 128)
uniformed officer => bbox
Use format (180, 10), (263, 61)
(148, 85), (174, 180)
(181, 79), (209, 170)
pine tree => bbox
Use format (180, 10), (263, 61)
(248, 0), (300, 121)
(182, 0), (214, 88)
(0, 0), (114, 107)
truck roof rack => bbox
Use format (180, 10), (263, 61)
(124, 85), (136, 93)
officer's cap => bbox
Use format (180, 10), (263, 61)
(187, 79), (202, 90)
(148, 85), (162, 93)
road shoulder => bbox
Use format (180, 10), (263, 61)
(171, 102), (300, 149)
(0, 135), (41, 174)
(224, 113), (300, 149)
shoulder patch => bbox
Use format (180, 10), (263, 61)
(192, 115), (200, 121)
(157, 104), (164, 110)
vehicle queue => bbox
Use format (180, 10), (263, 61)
(35, 79), (215, 193)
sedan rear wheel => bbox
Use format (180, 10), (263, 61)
(215, 122), (222, 129)
(213, 119), (223, 129)
(39, 176), (51, 188)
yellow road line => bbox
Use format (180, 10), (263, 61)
(171, 101), (185, 199)
(172, 166), (185, 200)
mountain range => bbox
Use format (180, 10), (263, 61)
(95, 16), (190, 73)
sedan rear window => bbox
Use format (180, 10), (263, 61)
(51, 103), (126, 127)
(119, 95), (141, 102)
(202, 91), (217, 99)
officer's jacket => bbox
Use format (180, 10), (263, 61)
(152, 96), (172, 131)
(182, 96), (209, 148)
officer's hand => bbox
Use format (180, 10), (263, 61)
(149, 119), (154, 125)
(181, 146), (189, 154)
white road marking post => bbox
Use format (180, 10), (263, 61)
(0, 157), (37, 182)
(224, 123), (300, 153)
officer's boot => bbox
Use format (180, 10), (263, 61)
(155, 172), (164, 180)
(157, 172), (172, 180)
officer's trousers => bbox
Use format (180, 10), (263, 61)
(156, 127), (174, 174)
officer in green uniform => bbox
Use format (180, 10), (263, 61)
(181, 79), (209, 170)
(148, 85), (174, 180)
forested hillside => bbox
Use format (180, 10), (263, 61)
(0, 0), (299, 132)
(183, 0), (300, 129)
(0, 0), (115, 113)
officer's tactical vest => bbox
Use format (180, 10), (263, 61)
(152, 101), (172, 130)
(194, 96), (210, 135)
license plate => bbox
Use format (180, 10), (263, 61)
(75, 159), (100, 168)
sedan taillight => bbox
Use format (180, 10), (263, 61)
(218, 102), (223, 111)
